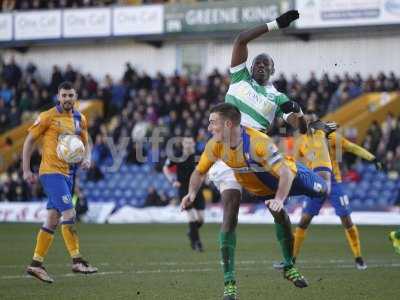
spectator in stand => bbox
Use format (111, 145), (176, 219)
(50, 65), (64, 95)
(144, 186), (168, 207)
(0, 98), (9, 133)
(2, 56), (21, 88)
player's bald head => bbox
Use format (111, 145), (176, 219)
(251, 53), (275, 85)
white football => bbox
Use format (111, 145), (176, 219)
(56, 134), (85, 164)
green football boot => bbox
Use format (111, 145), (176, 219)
(223, 280), (238, 300)
(283, 266), (308, 288)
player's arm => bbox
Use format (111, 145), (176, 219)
(22, 132), (37, 184)
(255, 138), (295, 211)
(80, 115), (91, 169)
(22, 113), (50, 183)
(181, 140), (219, 210)
(181, 169), (207, 210)
(342, 138), (375, 161)
(274, 163), (295, 204)
(341, 137), (383, 170)
(231, 10), (299, 67)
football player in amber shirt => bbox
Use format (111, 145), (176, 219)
(283, 121), (377, 271)
(22, 81), (97, 283)
(181, 103), (330, 289)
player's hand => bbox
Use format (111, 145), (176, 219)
(181, 193), (196, 211)
(80, 159), (91, 170)
(276, 10), (299, 29)
(23, 170), (37, 184)
(173, 181), (181, 188)
(309, 120), (338, 136)
(266, 198), (284, 212)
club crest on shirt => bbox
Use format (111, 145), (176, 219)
(62, 195), (71, 204)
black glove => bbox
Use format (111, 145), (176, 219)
(309, 120), (338, 136)
(280, 101), (301, 114)
(372, 158), (385, 172)
(276, 10), (299, 29)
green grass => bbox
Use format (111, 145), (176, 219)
(0, 223), (399, 300)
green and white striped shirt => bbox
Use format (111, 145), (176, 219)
(225, 62), (289, 131)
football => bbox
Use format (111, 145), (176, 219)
(56, 134), (85, 164)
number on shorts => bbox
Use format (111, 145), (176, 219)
(313, 182), (323, 192)
(340, 195), (349, 207)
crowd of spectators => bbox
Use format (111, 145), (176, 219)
(1, 55), (399, 202)
(0, 56), (99, 133)
(363, 113), (400, 178)
(0, 0), (212, 12)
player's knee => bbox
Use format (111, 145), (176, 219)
(298, 220), (310, 229)
(61, 210), (77, 226)
(196, 214), (204, 226)
(62, 208), (76, 221)
(44, 210), (61, 230)
(221, 189), (241, 204)
(340, 216), (353, 228)
(270, 207), (288, 224)
(222, 212), (238, 232)
(43, 221), (58, 231)
(221, 221), (236, 233)
(299, 214), (313, 228)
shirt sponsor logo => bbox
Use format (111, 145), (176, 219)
(62, 195), (71, 204)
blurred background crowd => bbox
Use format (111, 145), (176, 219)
(1, 56), (399, 203)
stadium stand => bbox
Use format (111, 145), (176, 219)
(0, 56), (98, 133)
(0, 57), (399, 208)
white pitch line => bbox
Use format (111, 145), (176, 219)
(1, 258), (398, 269)
(1, 263), (399, 281)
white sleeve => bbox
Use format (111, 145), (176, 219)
(230, 62), (247, 74)
(283, 108), (303, 122)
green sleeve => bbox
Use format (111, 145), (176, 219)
(275, 94), (290, 117)
(229, 63), (251, 84)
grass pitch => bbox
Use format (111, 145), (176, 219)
(0, 223), (399, 300)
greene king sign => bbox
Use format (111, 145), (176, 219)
(164, 0), (293, 33)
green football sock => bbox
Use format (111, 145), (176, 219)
(275, 222), (294, 267)
(219, 231), (236, 283)
(395, 229), (400, 239)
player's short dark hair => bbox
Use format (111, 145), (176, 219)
(210, 103), (241, 126)
(58, 81), (74, 91)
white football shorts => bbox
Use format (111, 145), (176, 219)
(208, 160), (242, 193)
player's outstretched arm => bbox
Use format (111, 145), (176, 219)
(341, 138), (385, 171)
(22, 132), (37, 184)
(266, 163), (295, 212)
(181, 169), (206, 210)
(231, 10), (299, 67)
